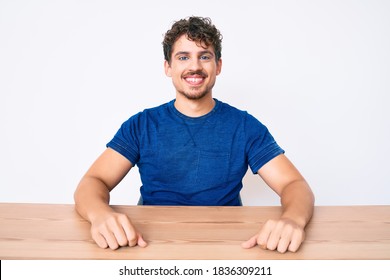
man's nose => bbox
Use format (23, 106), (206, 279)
(188, 58), (203, 71)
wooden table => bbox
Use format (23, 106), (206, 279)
(0, 203), (389, 259)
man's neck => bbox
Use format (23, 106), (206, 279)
(174, 94), (216, 118)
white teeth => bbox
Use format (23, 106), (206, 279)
(186, 77), (202, 83)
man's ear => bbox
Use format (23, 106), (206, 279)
(164, 60), (172, 77)
(216, 58), (222, 75)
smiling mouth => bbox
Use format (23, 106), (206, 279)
(184, 76), (204, 85)
(183, 71), (207, 86)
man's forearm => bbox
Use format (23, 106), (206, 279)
(280, 179), (315, 228)
(74, 176), (114, 223)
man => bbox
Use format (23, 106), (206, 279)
(74, 16), (315, 253)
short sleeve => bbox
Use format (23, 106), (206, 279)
(106, 113), (141, 165)
(245, 114), (285, 174)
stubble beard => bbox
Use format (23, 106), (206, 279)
(178, 87), (211, 100)
(178, 70), (215, 100)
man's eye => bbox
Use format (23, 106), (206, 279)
(200, 55), (210, 60)
(178, 56), (189, 61)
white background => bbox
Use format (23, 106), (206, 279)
(1, 0), (389, 206)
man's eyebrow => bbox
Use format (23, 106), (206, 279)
(174, 50), (215, 57)
(174, 51), (190, 57)
(199, 50), (215, 56)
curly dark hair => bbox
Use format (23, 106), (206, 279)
(163, 16), (223, 64)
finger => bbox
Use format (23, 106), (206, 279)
(241, 234), (259, 249)
(258, 220), (276, 250)
(288, 230), (305, 252)
(105, 216), (131, 248)
(137, 233), (148, 248)
(99, 227), (120, 250)
(91, 225), (119, 249)
(106, 230), (122, 250)
(276, 226), (294, 253)
(266, 220), (285, 251)
(112, 225), (130, 247)
(119, 215), (140, 247)
(92, 231), (108, 249)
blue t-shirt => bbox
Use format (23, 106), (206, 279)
(107, 99), (284, 206)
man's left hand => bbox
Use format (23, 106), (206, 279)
(241, 218), (305, 253)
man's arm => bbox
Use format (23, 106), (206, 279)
(74, 148), (147, 249)
(242, 154), (314, 253)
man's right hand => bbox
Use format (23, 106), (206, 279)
(90, 211), (147, 250)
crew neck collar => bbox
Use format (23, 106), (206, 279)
(168, 98), (221, 122)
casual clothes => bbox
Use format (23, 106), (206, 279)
(107, 99), (284, 206)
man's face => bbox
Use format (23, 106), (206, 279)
(164, 34), (222, 100)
